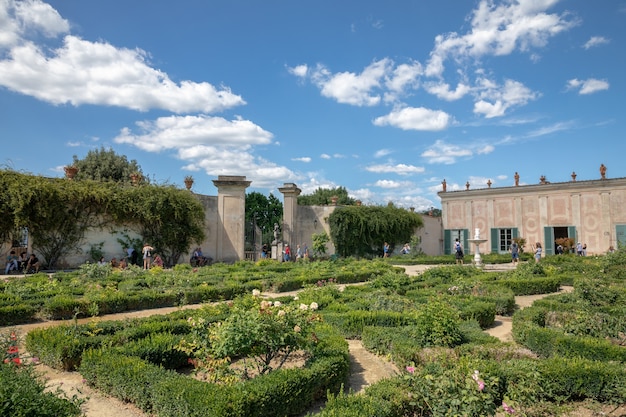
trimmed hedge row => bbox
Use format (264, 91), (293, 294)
(316, 356), (626, 416)
(0, 364), (83, 417)
(78, 324), (349, 417)
(513, 309), (626, 363)
(1, 259), (394, 324)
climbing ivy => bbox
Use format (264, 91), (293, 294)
(328, 204), (423, 258)
(0, 170), (205, 268)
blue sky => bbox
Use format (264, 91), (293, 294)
(1, 0), (624, 209)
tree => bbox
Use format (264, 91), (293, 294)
(245, 192), (282, 245)
(112, 185), (205, 266)
(329, 205), (423, 258)
(71, 147), (144, 184)
(297, 186), (355, 206)
(0, 169), (204, 268)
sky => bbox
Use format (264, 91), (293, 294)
(1, 0), (624, 210)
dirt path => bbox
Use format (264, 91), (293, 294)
(0, 265), (574, 417)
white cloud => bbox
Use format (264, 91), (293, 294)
(526, 121), (574, 138)
(373, 107), (452, 131)
(476, 144), (494, 155)
(320, 153), (331, 159)
(373, 179), (413, 189)
(425, 81), (470, 101)
(425, 0), (577, 77)
(365, 163), (425, 175)
(310, 59), (392, 106)
(374, 149), (393, 158)
(111, 114), (293, 187)
(566, 78), (609, 95)
(473, 78), (539, 118)
(180, 147), (297, 188)
(0, 2), (244, 113)
(292, 157), (311, 163)
(287, 64), (308, 78)
(583, 36), (609, 49)
(0, 0), (69, 49)
(383, 60), (422, 102)
(114, 115), (273, 152)
(421, 140), (473, 164)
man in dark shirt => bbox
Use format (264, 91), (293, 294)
(26, 254), (40, 273)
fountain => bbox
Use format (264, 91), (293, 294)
(468, 228), (487, 267)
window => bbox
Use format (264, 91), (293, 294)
(499, 229), (513, 252)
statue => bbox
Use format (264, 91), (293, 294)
(514, 172), (519, 186)
(273, 223), (280, 243)
(441, 179), (447, 192)
(600, 164), (606, 179)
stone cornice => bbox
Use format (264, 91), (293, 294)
(438, 177), (626, 201)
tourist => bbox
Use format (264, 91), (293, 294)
(383, 242), (390, 258)
(296, 244), (302, 260)
(142, 243), (154, 269)
(26, 253), (40, 273)
(576, 242), (583, 256)
(119, 257), (128, 269)
(97, 256), (107, 266)
(110, 257), (119, 268)
(454, 238), (464, 265)
(582, 243), (587, 256)
(4, 250), (18, 274)
(284, 244), (291, 262)
(510, 240), (519, 264)
(534, 242), (542, 263)
(401, 243), (411, 255)
(153, 254), (164, 267)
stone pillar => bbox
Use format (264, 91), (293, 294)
(278, 183), (301, 248)
(212, 175), (251, 263)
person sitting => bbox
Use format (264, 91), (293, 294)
(5, 250), (18, 274)
(118, 257), (128, 269)
(110, 257), (119, 268)
(26, 254), (40, 274)
(153, 254), (164, 267)
(18, 252), (28, 272)
(401, 243), (411, 255)
(97, 256), (107, 266)
(191, 247), (210, 267)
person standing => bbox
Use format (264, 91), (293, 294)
(142, 243), (154, 270)
(296, 244), (302, 260)
(534, 242), (542, 263)
(576, 242), (583, 256)
(510, 240), (519, 264)
(383, 242), (390, 258)
(284, 244), (291, 262)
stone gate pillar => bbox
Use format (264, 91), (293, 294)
(278, 183), (301, 249)
(212, 175), (251, 262)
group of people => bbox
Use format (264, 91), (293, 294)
(190, 247), (211, 267)
(281, 243), (309, 262)
(4, 250), (40, 274)
(94, 243), (163, 270)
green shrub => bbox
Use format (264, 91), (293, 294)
(0, 364), (83, 417)
(412, 300), (463, 348)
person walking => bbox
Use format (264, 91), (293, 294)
(454, 238), (464, 265)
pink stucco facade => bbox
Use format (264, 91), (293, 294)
(439, 177), (626, 256)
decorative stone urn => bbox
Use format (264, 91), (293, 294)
(184, 176), (194, 190)
(64, 165), (78, 180)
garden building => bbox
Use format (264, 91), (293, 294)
(438, 169), (626, 257)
